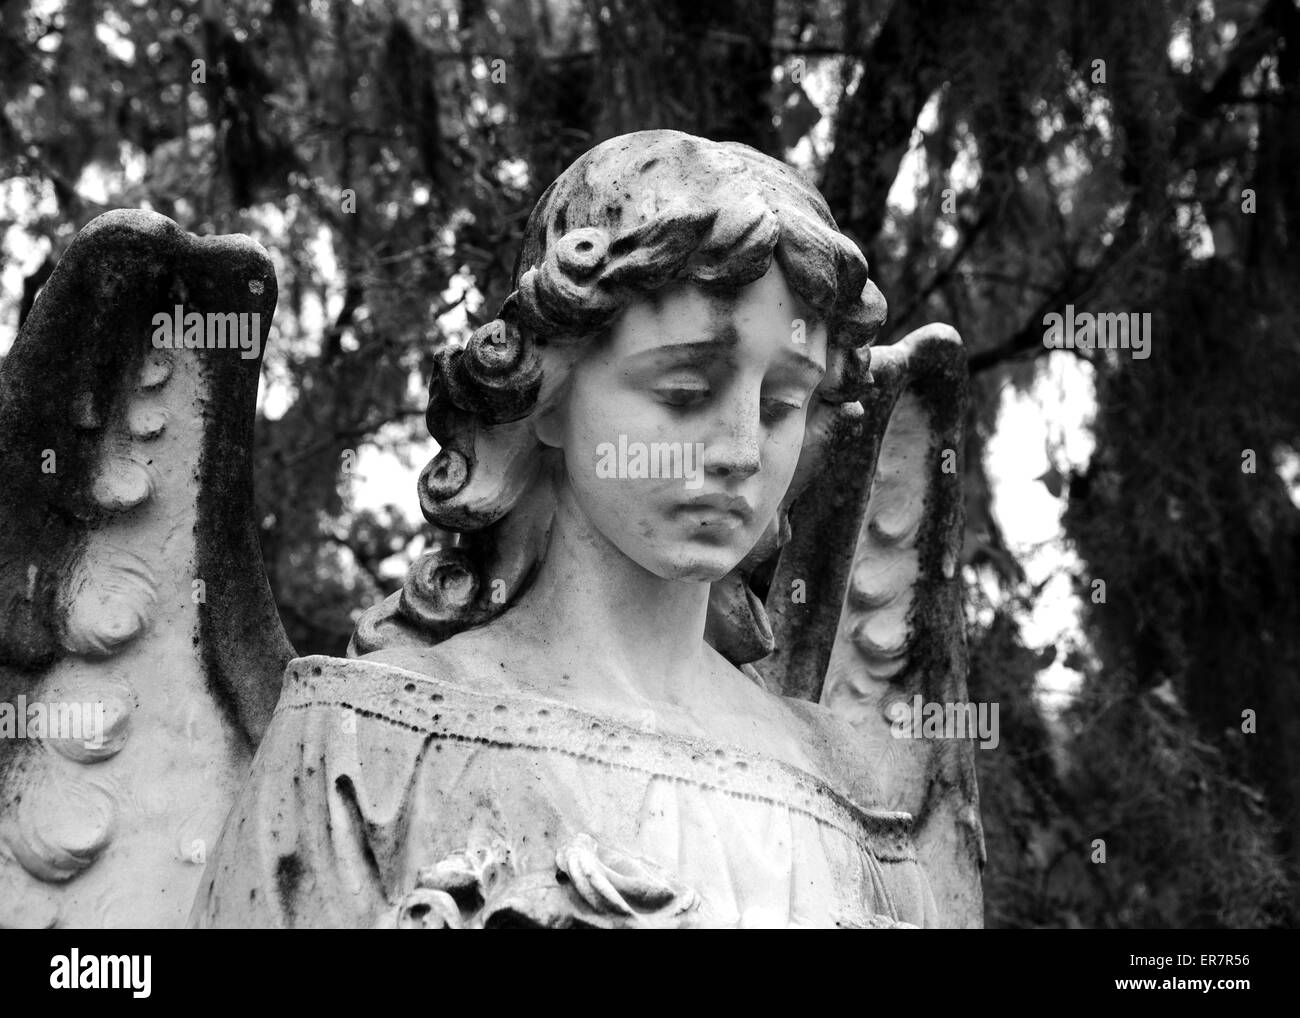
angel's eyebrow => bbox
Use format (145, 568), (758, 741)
(623, 327), (825, 378)
(623, 334), (738, 368)
(775, 346), (827, 380)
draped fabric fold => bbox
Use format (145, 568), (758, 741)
(192, 656), (937, 929)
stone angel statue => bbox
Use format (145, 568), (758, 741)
(0, 131), (983, 929)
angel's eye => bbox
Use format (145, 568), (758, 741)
(654, 382), (710, 408)
(761, 395), (806, 423)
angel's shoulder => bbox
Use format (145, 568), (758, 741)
(354, 627), (528, 697)
(757, 691), (888, 808)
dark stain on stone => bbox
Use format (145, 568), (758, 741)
(275, 852), (303, 914)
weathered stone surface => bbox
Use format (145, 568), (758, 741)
(0, 210), (292, 927)
(200, 130), (982, 928)
(1, 133), (983, 929)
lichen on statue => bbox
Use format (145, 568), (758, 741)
(192, 130), (940, 928)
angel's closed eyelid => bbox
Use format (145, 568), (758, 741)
(652, 374), (712, 408)
(763, 362), (822, 403)
(655, 364), (710, 382)
(622, 347), (722, 392)
(762, 398), (805, 418)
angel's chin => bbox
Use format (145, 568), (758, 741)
(649, 547), (744, 584)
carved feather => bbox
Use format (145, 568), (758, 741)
(0, 210), (292, 927)
(761, 323), (985, 928)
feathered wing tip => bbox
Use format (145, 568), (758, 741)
(757, 323), (984, 928)
(0, 210), (292, 928)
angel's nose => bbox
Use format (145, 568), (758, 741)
(701, 392), (761, 480)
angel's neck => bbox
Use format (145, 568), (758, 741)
(508, 486), (711, 702)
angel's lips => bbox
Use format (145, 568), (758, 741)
(672, 502), (750, 532)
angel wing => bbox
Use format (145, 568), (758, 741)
(755, 324), (985, 928)
(0, 210), (291, 928)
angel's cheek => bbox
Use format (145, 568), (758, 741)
(758, 419), (808, 510)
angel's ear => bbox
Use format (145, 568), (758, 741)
(531, 396), (565, 449)
(0, 210), (293, 928)
(529, 353), (580, 450)
(757, 323), (983, 928)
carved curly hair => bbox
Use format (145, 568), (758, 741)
(351, 130), (887, 662)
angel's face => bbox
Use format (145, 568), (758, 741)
(536, 263), (828, 582)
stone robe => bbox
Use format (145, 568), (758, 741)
(192, 655), (937, 928)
